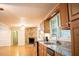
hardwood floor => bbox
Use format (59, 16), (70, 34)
(0, 44), (37, 56)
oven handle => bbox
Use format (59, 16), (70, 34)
(47, 47), (55, 56)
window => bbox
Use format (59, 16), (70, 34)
(50, 13), (71, 41)
(50, 13), (61, 37)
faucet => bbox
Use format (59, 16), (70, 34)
(56, 40), (61, 45)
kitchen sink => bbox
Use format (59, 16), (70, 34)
(44, 42), (55, 45)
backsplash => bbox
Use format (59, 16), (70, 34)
(59, 29), (71, 41)
(57, 41), (72, 56)
(59, 41), (71, 50)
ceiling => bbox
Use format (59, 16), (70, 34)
(0, 3), (57, 27)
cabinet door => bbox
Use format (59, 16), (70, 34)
(59, 3), (69, 29)
(68, 3), (79, 21)
(44, 19), (50, 33)
(43, 45), (47, 56)
(71, 20), (79, 56)
(38, 43), (44, 56)
(72, 27), (79, 56)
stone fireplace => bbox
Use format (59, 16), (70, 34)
(29, 37), (35, 44)
(25, 27), (37, 44)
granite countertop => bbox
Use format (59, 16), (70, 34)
(38, 41), (72, 56)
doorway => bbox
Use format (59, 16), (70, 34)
(11, 30), (18, 46)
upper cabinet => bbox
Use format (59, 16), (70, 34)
(39, 19), (50, 33)
(44, 19), (50, 33)
(68, 3), (79, 21)
(50, 3), (70, 29)
(43, 3), (70, 33)
(59, 3), (70, 29)
(68, 3), (79, 56)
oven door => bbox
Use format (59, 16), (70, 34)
(47, 47), (55, 56)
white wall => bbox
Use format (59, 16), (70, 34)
(0, 23), (11, 46)
(18, 28), (25, 46)
(37, 26), (44, 41)
(0, 23), (26, 46)
(8, 27), (25, 46)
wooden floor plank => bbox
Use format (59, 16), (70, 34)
(0, 45), (37, 56)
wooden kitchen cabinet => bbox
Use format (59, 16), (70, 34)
(41, 3), (70, 32)
(71, 19), (79, 56)
(59, 3), (70, 29)
(43, 45), (47, 56)
(38, 43), (47, 56)
(38, 43), (44, 56)
(50, 3), (70, 29)
(68, 3), (79, 21)
(44, 19), (50, 33)
(69, 3), (79, 56)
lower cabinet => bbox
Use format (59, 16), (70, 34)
(38, 43), (44, 56)
(38, 43), (47, 56)
(43, 45), (47, 56)
(71, 19), (79, 56)
(38, 43), (62, 56)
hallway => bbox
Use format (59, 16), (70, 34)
(0, 45), (37, 56)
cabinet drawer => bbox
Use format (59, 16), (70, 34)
(75, 48), (79, 56)
(68, 3), (79, 21)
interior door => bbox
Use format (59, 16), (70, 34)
(11, 30), (18, 46)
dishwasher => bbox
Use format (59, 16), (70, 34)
(47, 47), (55, 56)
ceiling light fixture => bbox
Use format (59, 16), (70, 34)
(20, 25), (25, 30)
(0, 8), (4, 11)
